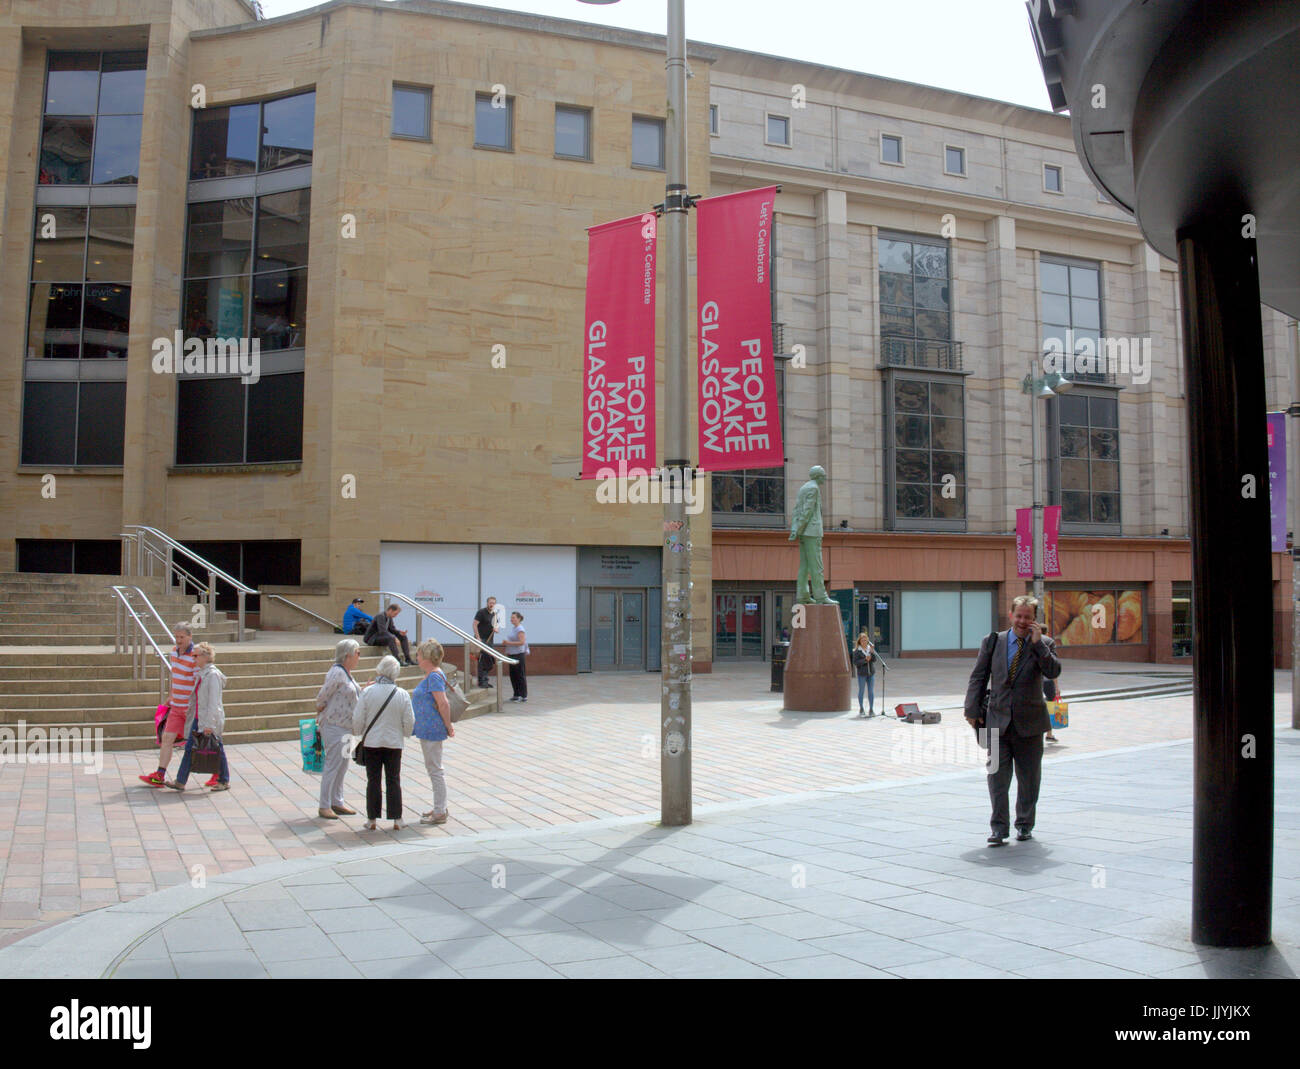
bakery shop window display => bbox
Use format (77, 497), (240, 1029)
(1046, 588), (1143, 645)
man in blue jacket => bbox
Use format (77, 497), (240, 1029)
(343, 598), (372, 635)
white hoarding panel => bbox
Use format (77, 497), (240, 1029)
(481, 545), (577, 645)
(379, 543), (481, 644)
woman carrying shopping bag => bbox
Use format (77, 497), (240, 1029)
(166, 642), (229, 792)
(314, 639), (363, 819)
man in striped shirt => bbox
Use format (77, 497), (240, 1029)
(139, 623), (199, 787)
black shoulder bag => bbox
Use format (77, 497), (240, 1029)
(352, 689), (397, 766)
(975, 629), (999, 734)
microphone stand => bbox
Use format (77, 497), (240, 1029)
(869, 651), (890, 719)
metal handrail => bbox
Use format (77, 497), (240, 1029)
(263, 593), (339, 631)
(123, 525), (257, 641)
(370, 590), (518, 715)
(109, 585), (172, 705)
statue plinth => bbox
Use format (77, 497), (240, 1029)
(782, 603), (852, 712)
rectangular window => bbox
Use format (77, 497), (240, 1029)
(944, 145), (966, 176)
(878, 232), (955, 369)
(1041, 257), (1106, 383)
(766, 114), (790, 146)
(632, 116), (665, 169)
(1046, 588), (1143, 646)
(392, 85), (431, 140)
(709, 104), (718, 136)
(188, 92), (315, 181)
(881, 133), (903, 165)
(1044, 163), (1063, 192)
(554, 105), (591, 160)
(40, 51), (146, 186)
(474, 92), (513, 150)
(1171, 582), (1192, 657)
(17, 539), (121, 575)
(886, 375), (965, 527)
(1052, 391), (1120, 527)
(20, 379), (126, 466)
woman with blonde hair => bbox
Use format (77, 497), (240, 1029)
(314, 638), (362, 819)
(851, 631), (877, 717)
(412, 639), (456, 826)
(166, 642), (229, 791)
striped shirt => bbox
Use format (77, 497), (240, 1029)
(168, 644), (197, 708)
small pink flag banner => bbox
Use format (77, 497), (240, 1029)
(1043, 504), (1062, 577)
(1015, 508), (1033, 578)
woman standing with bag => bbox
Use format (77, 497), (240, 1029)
(851, 632), (877, 717)
(351, 655), (414, 830)
(412, 640), (456, 826)
(166, 643), (229, 791)
(315, 639), (362, 820)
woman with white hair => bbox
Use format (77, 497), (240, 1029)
(314, 638), (363, 819)
(351, 654), (414, 830)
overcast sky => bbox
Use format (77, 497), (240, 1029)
(255, 0), (1055, 112)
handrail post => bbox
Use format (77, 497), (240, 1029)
(207, 571), (216, 632)
(496, 656), (503, 713)
(237, 589), (245, 642)
(164, 544), (173, 594)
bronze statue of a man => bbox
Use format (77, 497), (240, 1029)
(790, 465), (835, 604)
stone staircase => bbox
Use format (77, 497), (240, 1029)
(0, 572), (497, 750)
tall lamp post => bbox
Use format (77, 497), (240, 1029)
(1022, 356), (1072, 622)
(580, 0), (693, 826)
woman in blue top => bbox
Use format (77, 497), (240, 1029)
(502, 611), (529, 702)
(413, 639), (455, 826)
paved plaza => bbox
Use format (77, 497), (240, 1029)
(1, 657), (1296, 977)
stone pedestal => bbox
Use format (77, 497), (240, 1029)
(782, 603), (851, 712)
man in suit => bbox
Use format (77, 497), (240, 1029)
(364, 604), (415, 666)
(964, 595), (1061, 846)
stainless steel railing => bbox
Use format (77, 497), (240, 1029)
(263, 593), (339, 632)
(110, 584), (173, 705)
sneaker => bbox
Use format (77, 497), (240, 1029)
(138, 771), (165, 788)
(519, 697), (527, 703)
(204, 774), (220, 788)
(420, 810), (449, 826)
(163, 779), (185, 791)
(209, 782), (230, 792)
(362, 819), (377, 830)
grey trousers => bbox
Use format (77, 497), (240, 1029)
(986, 723), (1044, 835)
(420, 737), (447, 814)
(319, 722), (351, 810)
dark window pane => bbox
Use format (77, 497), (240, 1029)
(945, 146), (964, 174)
(81, 283), (130, 358)
(32, 208), (88, 281)
(72, 539), (124, 575)
(1090, 395), (1118, 428)
(881, 135), (902, 163)
(98, 53), (147, 114)
(1058, 393), (1088, 426)
(177, 377), (244, 464)
(40, 117), (94, 184)
(894, 379), (928, 412)
(1091, 460), (1118, 491)
(932, 485), (964, 518)
(767, 115), (789, 144)
(915, 310), (950, 340)
(76, 380), (126, 464)
(744, 477), (781, 514)
(913, 245), (948, 278)
(183, 276), (249, 339)
(21, 381), (77, 464)
(896, 483), (928, 518)
(631, 117), (663, 167)
(261, 92), (315, 171)
(895, 414), (929, 448)
(91, 114), (142, 183)
(1061, 490), (1090, 522)
(1059, 426), (1087, 458)
(252, 269), (307, 350)
(190, 103), (259, 179)
(896, 449), (929, 483)
(475, 95), (512, 149)
(555, 106), (589, 158)
(86, 206), (134, 280)
(932, 451), (964, 480)
(28, 282), (82, 358)
(392, 86), (430, 139)
(878, 272), (912, 306)
(45, 54), (99, 115)
(1093, 493), (1119, 524)
(255, 188), (311, 272)
(17, 539), (74, 573)
(878, 238), (911, 274)
(1090, 429), (1118, 461)
(1061, 458), (1090, 491)
(711, 474), (744, 512)
(929, 382), (962, 417)
(239, 540), (302, 588)
(914, 277), (949, 311)
(931, 416), (962, 450)
(246, 373), (303, 462)
(186, 199), (253, 278)
(880, 304), (913, 336)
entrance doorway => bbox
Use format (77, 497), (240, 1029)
(714, 592), (765, 659)
(857, 591), (894, 655)
(592, 588), (646, 670)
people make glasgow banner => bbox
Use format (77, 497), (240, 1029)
(695, 186), (784, 472)
(581, 213), (657, 479)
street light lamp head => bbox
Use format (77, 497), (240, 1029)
(1051, 375), (1074, 394)
(1035, 381), (1056, 400)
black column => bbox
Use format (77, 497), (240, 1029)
(1176, 217), (1274, 947)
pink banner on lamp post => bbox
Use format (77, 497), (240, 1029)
(695, 186), (784, 471)
(1043, 504), (1062, 577)
(581, 214), (657, 479)
(1015, 508), (1033, 578)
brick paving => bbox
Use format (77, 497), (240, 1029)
(0, 658), (1289, 944)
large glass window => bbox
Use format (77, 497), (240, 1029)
(1041, 258), (1105, 382)
(886, 375), (965, 526)
(188, 92), (314, 180)
(879, 233), (955, 369)
(1052, 391), (1119, 526)
(21, 379), (126, 466)
(176, 373), (304, 466)
(1046, 587), (1143, 646)
(40, 51), (145, 186)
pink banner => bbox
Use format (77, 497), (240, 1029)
(581, 214), (657, 479)
(696, 186), (784, 471)
(1015, 508), (1032, 577)
(1043, 504), (1062, 577)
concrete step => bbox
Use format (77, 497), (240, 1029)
(0, 629), (252, 645)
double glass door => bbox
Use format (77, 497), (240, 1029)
(592, 588), (645, 670)
(856, 592), (894, 655)
(715, 592), (764, 659)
